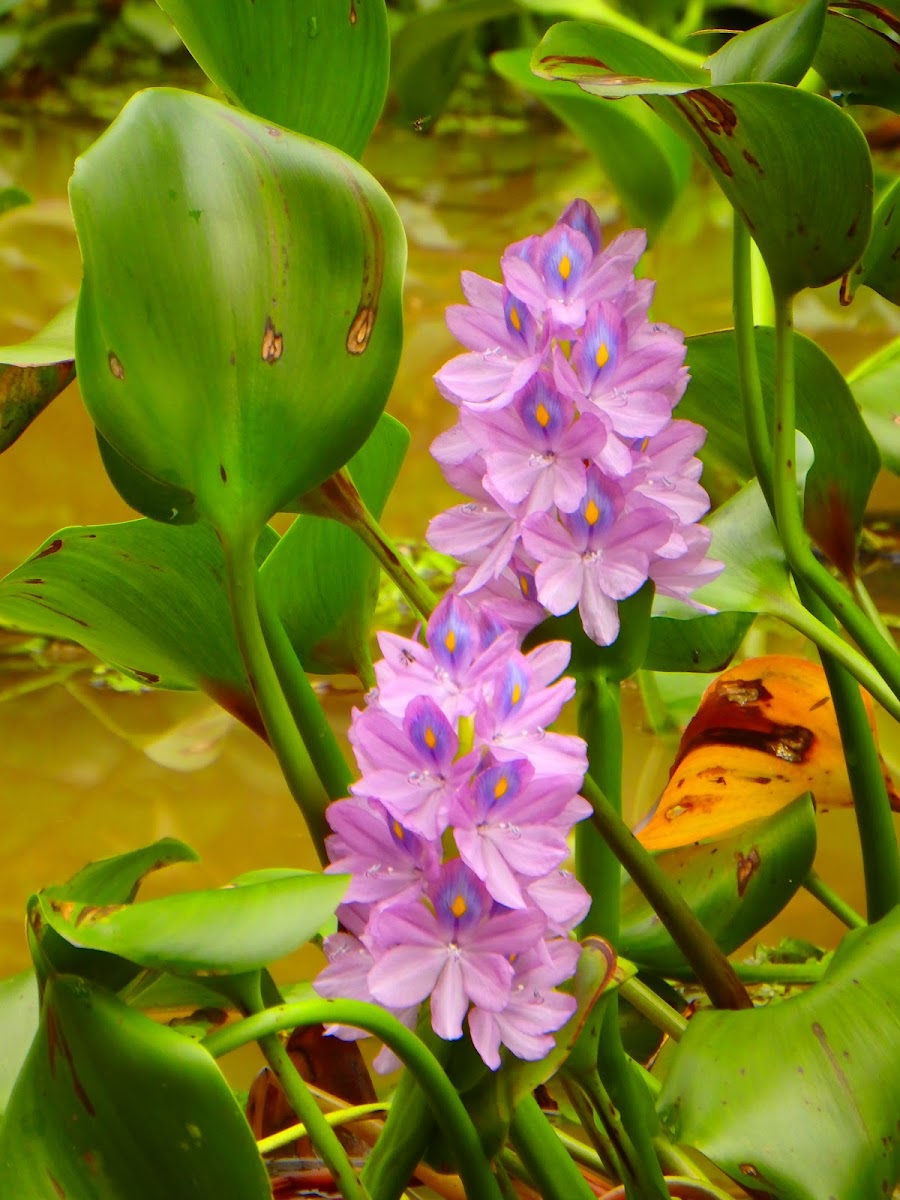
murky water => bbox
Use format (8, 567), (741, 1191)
(1, 103), (898, 979)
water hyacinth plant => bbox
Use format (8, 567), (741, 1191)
(0, 1), (899, 1199)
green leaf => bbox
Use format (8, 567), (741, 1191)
(849, 334), (900, 474)
(814, 9), (900, 112)
(843, 176), (900, 306)
(684, 329), (879, 573)
(533, 23), (873, 297)
(156, 0), (389, 157)
(71, 88), (406, 541)
(0, 974), (271, 1198)
(705, 0), (827, 87)
(38, 871), (349, 977)
(644, 611), (754, 673)
(97, 431), (198, 525)
(261, 412), (409, 679)
(657, 907), (900, 1199)
(391, 0), (516, 130)
(0, 519), (278, 731)
(491, 48), (690, 237)
(0, 185), (30, 216)
(0, 301), (76, 454)
(0, 972), (38, 1121)
(621, 795), (817, 974)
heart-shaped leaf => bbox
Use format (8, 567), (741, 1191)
(704, 0), (826, 87)
(683, 328), (880, 574)
(644, 612), (754, 674)
(157, 0), (390, 158)
(656, 907), (900, 1199)
(0, 300), (76, 453)
(38, 870), (349, 977)
(622, 795), (817, 973)
(71, 88), (406, 541)
(532, 23), (873, 297)
(492, 48), (690, 236)
(261, 412), (409, 679)
(0, 519), (277, 732)
(0, 974), (271, 1198)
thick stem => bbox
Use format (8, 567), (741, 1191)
(618, 976), (688, 1042)
(733, 217), (774, 507)
(582, 774), (751, 1009)
(508, 1094), (596, 1200)
(561, 1076), (627, 1186)
(223, 532), (332, 859)
(203, 1000), (503, 1200)
(577, 674), (623, 942)
(803, 870), (866, 931)
(360, 1054), (437, 1200)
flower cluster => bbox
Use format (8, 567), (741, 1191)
(313, 594), (591, 1071)
(427, 199), (721, 646)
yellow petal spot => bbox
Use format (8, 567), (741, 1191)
(494, 774), (509, 800)
(509, 305), (522, 332)
(559, 254), (571, 280)
(424, 726), (437, 750)
(445, 628), (456, 654)
(585, 498), (601, 526)
(595, 341), (609, 369)
(450, 893), (467, 919)
(392, 820), (405, 840)
(511, 683), (522, 706)
(640, 436), (650, 453)
(535, 402), (551, 428)
(519, 574), (530, 598)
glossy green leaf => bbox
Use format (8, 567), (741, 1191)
(843, 176), (900, 306)
(815, 9), (900, 112)
(849, 334), (900, 475)
(261, 412), (409, 679)
(391, 0), (516, 130)
(0, 974), (271, 1198)
(27, 840), (201, 995)
(71, 88), (406, 541)
(644, 611), (754, 673)
(683, 328), (879, 572)
(705, 0), (826, 87)
(97, 431), (197, 525)
(533, 23), (873, 296)
(657, 907), (900, 1199)
(0, 519), (278, 731)
(38, 870), (348, 977)
(491, 48), (690, 236)
(156, 0), (389, 157)
(0, 301), (76, 453)
(0, 971), (38, 1120)
(621, 795), (817, 974)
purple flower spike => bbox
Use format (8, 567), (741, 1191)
(502, 223), (597, 333)
(367, 861), (547, 1041)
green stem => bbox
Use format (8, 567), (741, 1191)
(223, 533), (332, 860)
(320, 472), (438, 620)
(770, 295), (900, 920)
(508, 1094), (596, 1200)
(232, 975), (365, 1200)
(256, 577), (354, 811)
(582, 774), (752, 1010)
(618, 976), (688, 1041)
(552, 1125), (609, 1177)
(203, 999), (503, 1200)
(665, 960), (827, 984)
(577, 673), (623, 942)
(769, 292), (900, 706)
(360, 1045), (438, 1200)
(851, 573), (896, 648)
(803, 870), (866, 931)
(256, 1103), (388, 1156)
(733, 216), (774, 506)
(561, 1076), (627, 1186)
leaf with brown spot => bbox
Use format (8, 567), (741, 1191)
(0, 300), (77, 453)
(635, 656), (898, 850)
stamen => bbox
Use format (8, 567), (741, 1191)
(392, 820), (405, 840)
(445, 628), (456, 653)
(519, 574), (530, 598)
(511, 682), (522, 705)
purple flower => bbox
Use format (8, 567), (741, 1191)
(366, 861), (547, 1041)
(468, 939), (580, 1070)
(325, 796), (439, 906)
